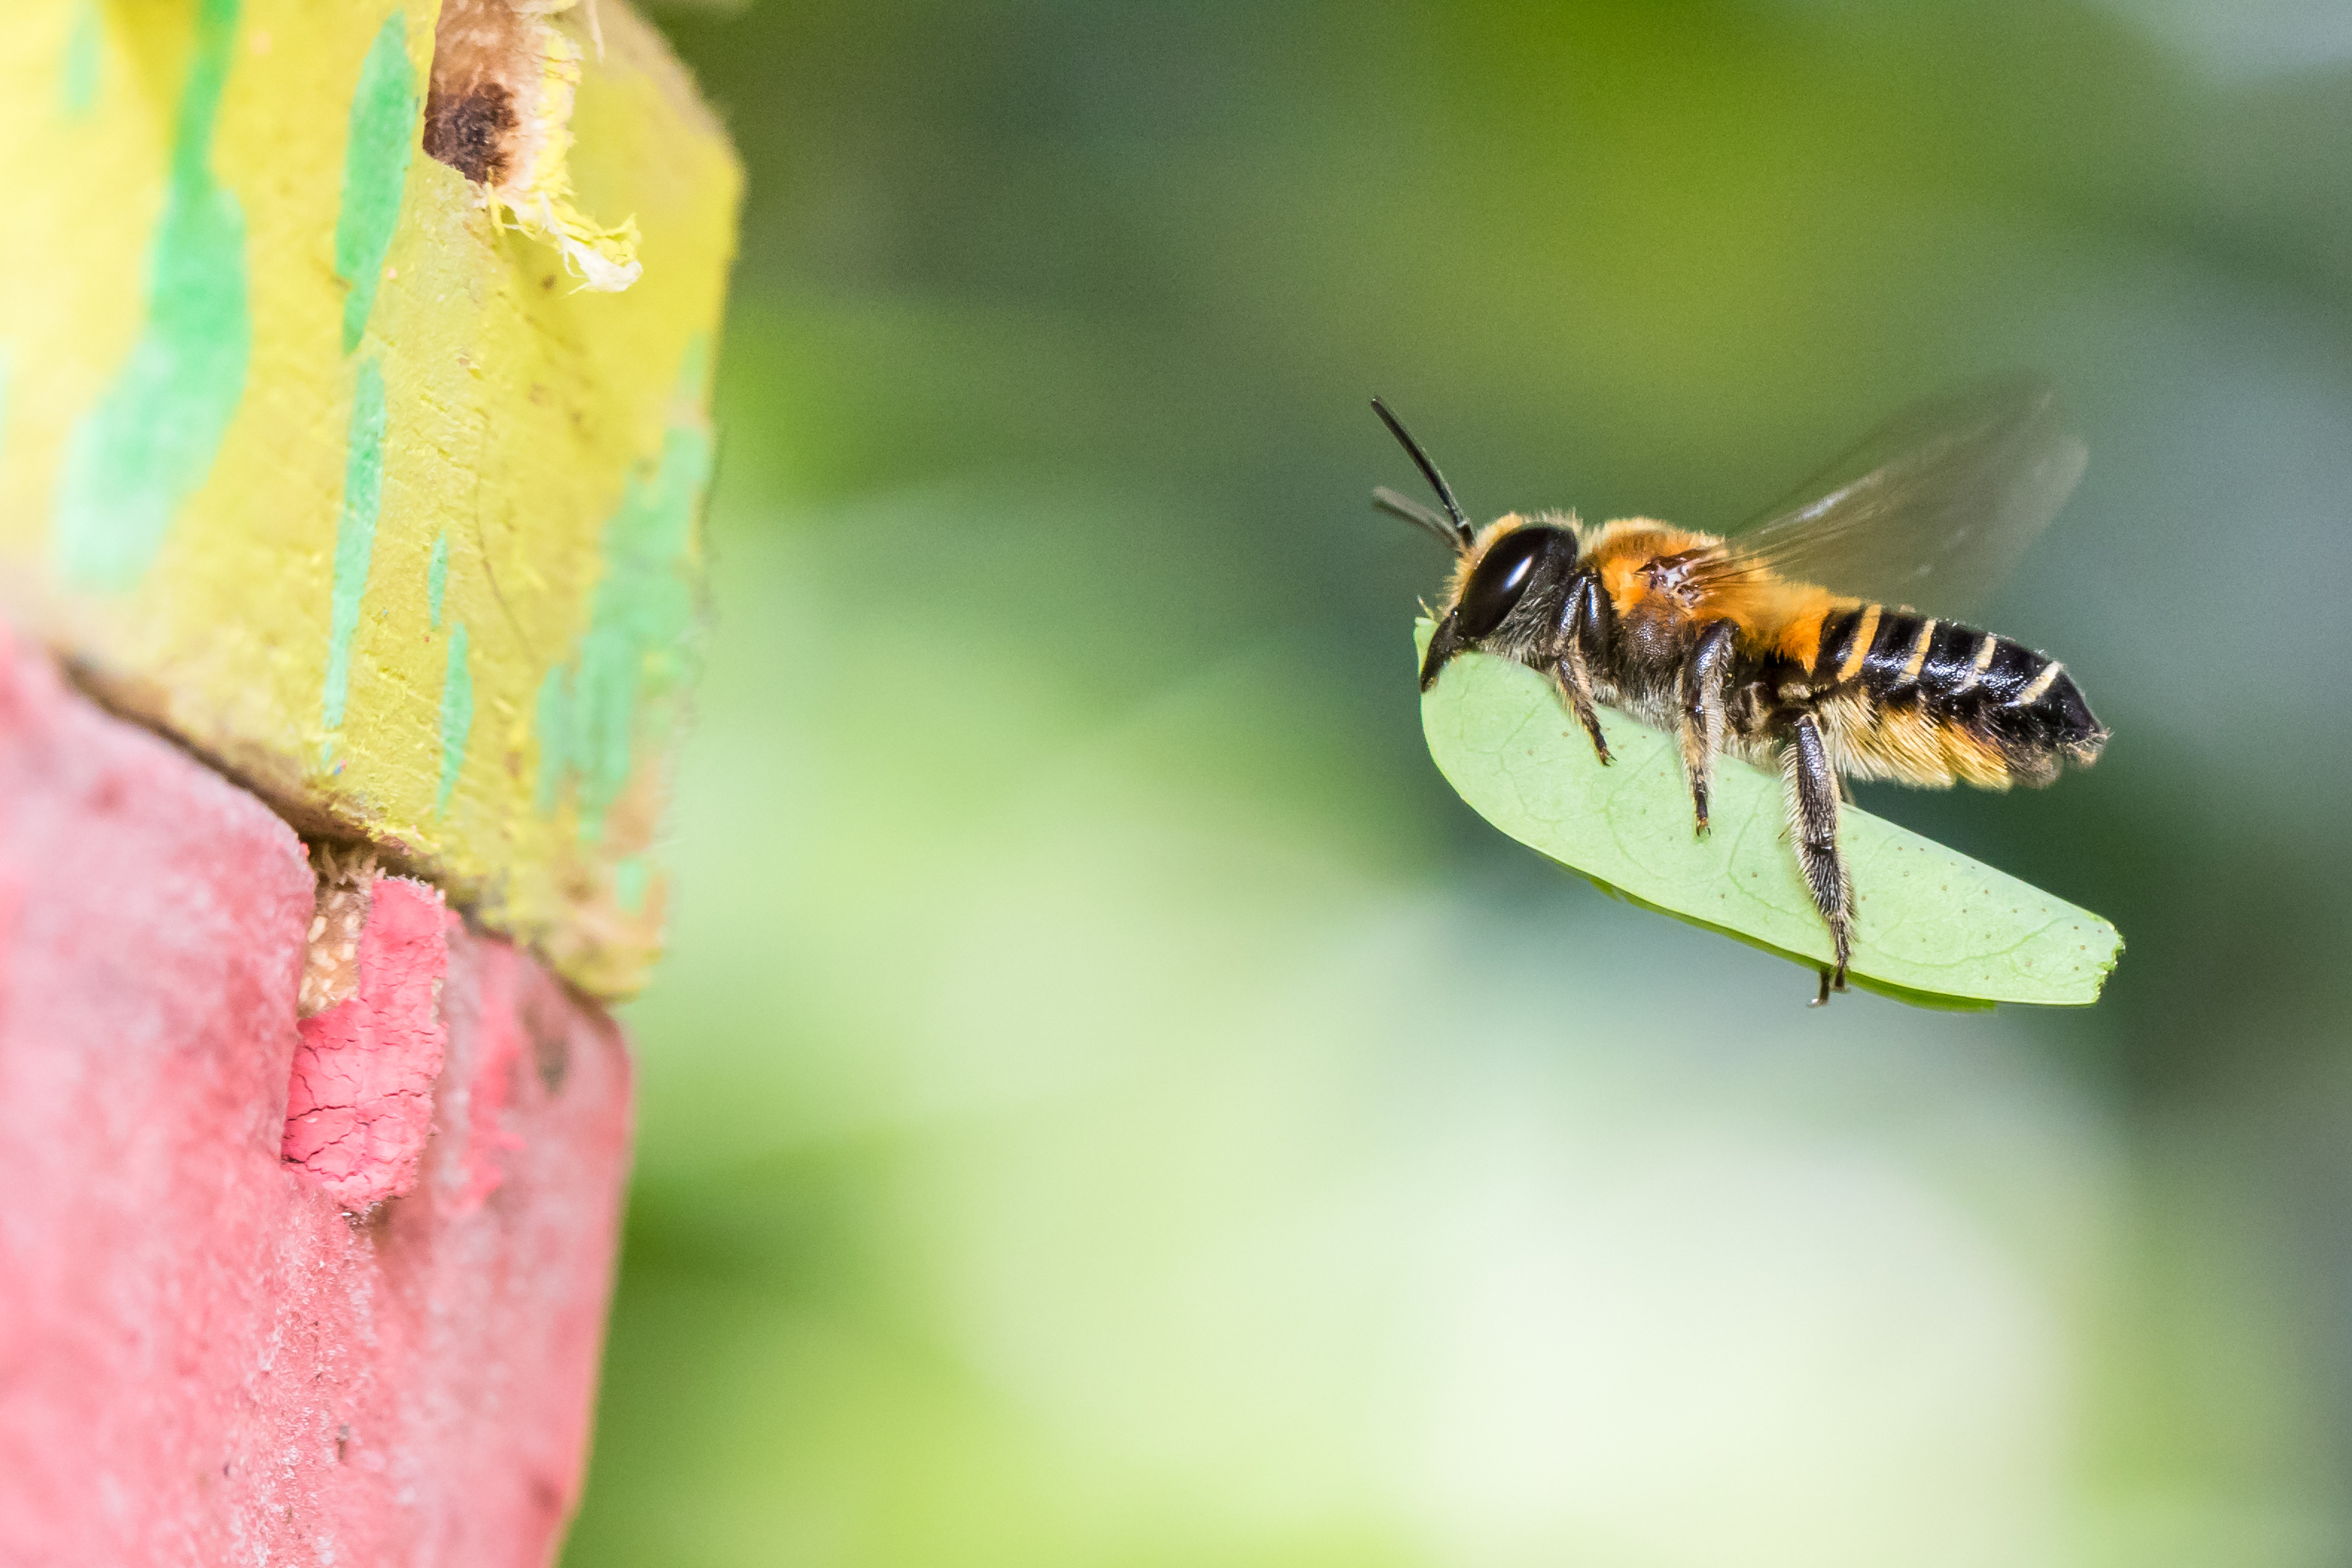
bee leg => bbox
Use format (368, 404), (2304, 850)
(1557, 653), (1610, 765)
(1679, 621), (1737, 835)
(1782, 712), (1854, 996)
(1557, 574), (1612, 765)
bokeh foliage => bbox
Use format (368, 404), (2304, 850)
(567, 3), (2352, 1564)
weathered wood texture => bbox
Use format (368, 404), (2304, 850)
(0, 625), (632, 1566)
(0, 0), (740, 998)
(0, 7), (725, 1550)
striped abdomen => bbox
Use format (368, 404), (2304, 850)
(1808, 603), (2106, 786)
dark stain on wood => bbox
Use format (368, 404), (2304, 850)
(422, 80), (517, 186)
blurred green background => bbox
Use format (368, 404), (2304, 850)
(564, 3), (2352, 1564)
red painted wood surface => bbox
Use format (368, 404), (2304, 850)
(284, 877), (459, 1211)
(0, 627), (634, 1567)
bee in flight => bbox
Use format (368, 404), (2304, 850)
(1375, 380), (2108, 1004)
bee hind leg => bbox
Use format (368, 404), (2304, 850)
(1679, 621), (1738, 835)
(1782, 711), (1853, 1000)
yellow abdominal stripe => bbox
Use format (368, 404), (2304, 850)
(1897, 618), (1934, 685)
(1835, 604), (1881, 682)
(2016, 660), (2065, 705)
(1951, 631), (1999, 694)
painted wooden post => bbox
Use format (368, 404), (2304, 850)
(0, 0), (738, 996)
(0, 2), (738, 1561)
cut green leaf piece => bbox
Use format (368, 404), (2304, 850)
(1415, 622), (2122, 1009)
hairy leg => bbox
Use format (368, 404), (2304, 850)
(1556, 575), (1612, 765)
(1782, 711), (1852, 1000)
(1679, 620), (1737, 833)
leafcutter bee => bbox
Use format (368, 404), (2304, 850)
(1376, 380), (2107, 1004)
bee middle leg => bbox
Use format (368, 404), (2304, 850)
(1782, 710), (1853, 1001)
(1677, 620), (1737, 835)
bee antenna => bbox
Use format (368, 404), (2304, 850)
(1371, 397), (1476, 554)
(1373, 487), (1463, 549)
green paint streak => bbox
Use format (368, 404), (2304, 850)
(62, 1), (102, 117)
(436, 622), (474, 815)
(536, 345), (713, 833)
(323, 360), (388, 733)
(613, 855), (651, 915)
(427, 530), (449, 627)
(335, 15), (418, 354)
(54, 0), (249, 591)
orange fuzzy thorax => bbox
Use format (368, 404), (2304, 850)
(1569, 517), (1858, 667)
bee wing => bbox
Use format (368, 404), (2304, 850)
(1701, 376), (2088, 619)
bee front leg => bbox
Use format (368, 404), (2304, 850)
(1678, 620), (1737, 835)
(1782, 711), (1853, 1001)
(1556, 574), (1612, 766)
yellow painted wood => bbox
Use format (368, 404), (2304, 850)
(0, 0), (739, 997)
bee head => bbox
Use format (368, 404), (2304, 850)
(1369, 398), (1584, 691)
(1421, 521), (1581, 689)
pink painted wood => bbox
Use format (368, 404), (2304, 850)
(0, 626), (633, 1566)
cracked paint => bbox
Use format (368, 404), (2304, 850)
(281, 874), (456, 1209)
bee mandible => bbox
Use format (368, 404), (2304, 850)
(1377, 381), (2109, 1004)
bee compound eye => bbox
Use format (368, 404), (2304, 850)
(1454, 528), (1561, 640)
